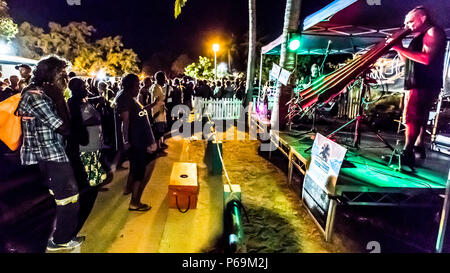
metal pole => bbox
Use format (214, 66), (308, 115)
(431, 42), (450, 148)
(258, 52), (263, 103)
(214, 51), (217, 82)
(436, 169), (450, 253)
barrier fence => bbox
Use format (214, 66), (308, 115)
(193, 97), (243, 120)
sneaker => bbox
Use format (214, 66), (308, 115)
(46, 236), (85, 251)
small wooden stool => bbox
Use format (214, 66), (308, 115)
(169, 162), (199, 212)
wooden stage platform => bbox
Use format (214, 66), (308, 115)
(251, 113), (450, 240)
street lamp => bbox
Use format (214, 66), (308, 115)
(213, 43), (220, 82)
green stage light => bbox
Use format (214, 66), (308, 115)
(288, 33), (301, 51)
(289, 39), (300, 51)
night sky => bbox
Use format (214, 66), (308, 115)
(7, 0), (330, 71)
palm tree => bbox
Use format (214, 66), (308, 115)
(270, 0), (302, 130)
(245, 0), (256, 108)
(174, 0), (188, 19)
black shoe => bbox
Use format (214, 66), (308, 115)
(413, 146), (426, 159)
(157, 150), (168, 157)
(400, 150), (415, 169)
(160, 143), (168, 149)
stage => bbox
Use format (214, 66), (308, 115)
(251, 113), (449, 241)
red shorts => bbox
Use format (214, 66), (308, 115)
(405, 89), (439, 126)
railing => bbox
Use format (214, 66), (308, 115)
(193, 97), (243, 120)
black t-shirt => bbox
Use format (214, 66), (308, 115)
(115, 91), (155, 149)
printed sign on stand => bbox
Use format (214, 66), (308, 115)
(302, 133), (347, 240)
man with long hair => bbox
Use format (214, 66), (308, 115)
(16, 55), (84, 251)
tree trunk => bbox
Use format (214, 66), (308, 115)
(270, 0), (302, 131)
(245, 0), (256, 109)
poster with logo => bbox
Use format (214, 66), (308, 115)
(302, 133), (347, 234)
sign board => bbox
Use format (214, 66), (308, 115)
(302, 133), (347, 237)
(270, 63), (281, 79)
(278, 68), (292, 86)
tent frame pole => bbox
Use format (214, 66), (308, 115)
(258, 52), (263, 104)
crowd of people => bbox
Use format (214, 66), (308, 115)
(0, 54), (249, 252)
(0, 64), (32, 102)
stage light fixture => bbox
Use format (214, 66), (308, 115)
(288, 33), (301, 51)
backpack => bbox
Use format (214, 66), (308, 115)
(80, 102), (103, 152)
(0, 94), (22, 151)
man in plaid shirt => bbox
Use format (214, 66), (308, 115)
(18, 90), (69, 165)
(16, 55), (84, 252)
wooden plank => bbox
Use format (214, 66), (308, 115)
(169, 162), (198, 188)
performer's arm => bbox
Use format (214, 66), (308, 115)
(393, 27), (445, 65)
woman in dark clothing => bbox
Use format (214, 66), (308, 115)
(66, 77), (105, 235)
(116, 74), (162, 211)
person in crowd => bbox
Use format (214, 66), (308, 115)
(235, 81), (246, 101)
(150, 71), (168, 154)
(209, 81), (216, 93)
(0, 76), (20, 102)
(169, 78), (183, 125)
(392, 6), (446, 166)
(93, 81), (115, 184)
(2, 78), (10, 90)
(66, 77), (106, 236)
(139, 77), (152, 106)
(223, 80), (235, 99)
(213, 81), (223, 99)
(193, 80), (203, 98)
(0, 87), (10, 102)
(16, 55), (84, 251)
(203, 79), (213, 98)
(68, 71), (77, 79)
(97, 81), (111, 105)
(232, 78), (239, 90)
(116, 73), (162, 211)
(16, 64), (33, 90)
(302, 63), (321, 85)
(0, 85), (12, 102)
(4, 75), (21, 95)
(164, 79), (175, 128)
(112, 81), (120, 94)
(183, 80), (194, 111)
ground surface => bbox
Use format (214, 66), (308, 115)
(2, 124), (449, 253)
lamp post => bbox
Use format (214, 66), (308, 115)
(213, 43), (220, 82)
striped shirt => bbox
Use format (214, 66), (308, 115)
(16, 88), (68, 165)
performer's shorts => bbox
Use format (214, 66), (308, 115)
(405, 88), (439, 126)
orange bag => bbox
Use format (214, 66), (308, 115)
(0, 93), (22, 151)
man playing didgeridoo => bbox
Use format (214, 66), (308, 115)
(392, 6), (446, 168)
